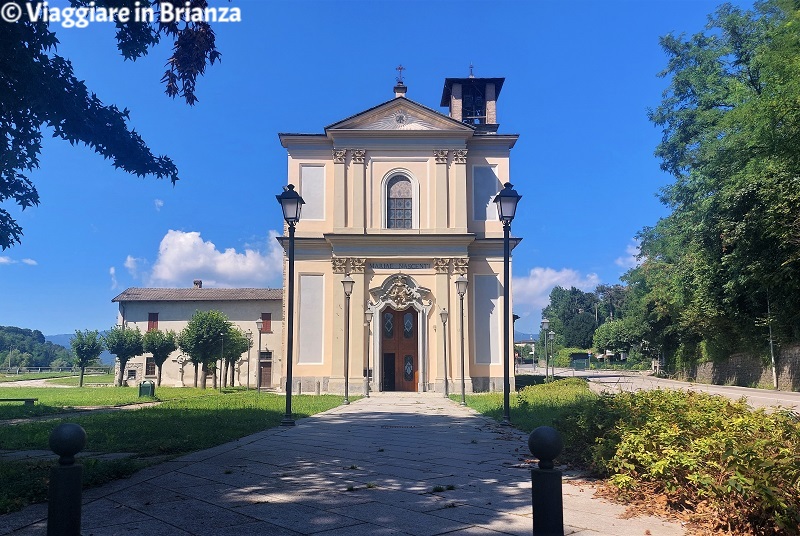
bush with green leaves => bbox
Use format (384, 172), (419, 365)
(557, 389), (800, 534)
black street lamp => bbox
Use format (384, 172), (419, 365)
(342, 274), (354, 405)
(455, 274), (468, 406)
(548, 330), (556, 380)
(440, 308), (449, 398)
(277, 184), (304, 426)
(494, 182), (521, 426)
(256, 318), (263, 393)
(364, 308), (373, 398)
(540, 317), (550, 377)
(219, 332), (225, 393)
(245, 329), (252, 390)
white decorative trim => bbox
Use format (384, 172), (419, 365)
(351, 149), (365, 164)
(434, 258), (451, 274)
(333, 149), (347, 163)
(454, 149), (468, 164)
(433, 149), (449, 164)
(453, 258), (469, 275)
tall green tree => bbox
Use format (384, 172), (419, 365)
(541, 286), (599, 348)
(104, 326), (143, 386)
(0, 1), (222, 249)
(70, 330), (104, 387)
(142, 329), (178, 387)
(178, 310), (231, 389)
(636, 0), (800, 369)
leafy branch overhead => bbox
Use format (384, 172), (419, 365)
(0, 0), (222, 249)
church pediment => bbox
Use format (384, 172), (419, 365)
(326, 98), (474, 133)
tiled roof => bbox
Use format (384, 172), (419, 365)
(112, 288), (282, 303)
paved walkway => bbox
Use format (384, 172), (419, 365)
(0, 393), (684, 536)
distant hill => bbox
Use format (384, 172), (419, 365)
(1, 326), (72, 367)
(45, 332), (115, 366)
(514, 331), (538, 343)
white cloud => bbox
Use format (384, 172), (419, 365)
(512, 267), (601, 325)
(615, 239), (641, 269)
(109, 266), (118, 290)
(154, 199), (164, 211)
(124, 255), (145, 279)
(148, 229), (284, 287)
(0, 257), (37, 266)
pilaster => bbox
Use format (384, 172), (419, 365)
(434, 258), (451, 393)
(351, 150), (366, 232)
(453, 149), (468, 232)
(434, 150), (449, 231)
(350, 258), (366, 394)
(333, 149), (347, 229)
(330, 257), (346, 392)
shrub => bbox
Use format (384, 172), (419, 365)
(558, 389), (800, 534)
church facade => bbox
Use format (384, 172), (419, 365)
(278, 74), (520, 395)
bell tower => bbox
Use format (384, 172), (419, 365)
(440, 67), (505, 133)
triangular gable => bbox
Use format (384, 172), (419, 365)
(325, 98), (474, 133)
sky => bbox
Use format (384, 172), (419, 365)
(0, 0), (752, 337)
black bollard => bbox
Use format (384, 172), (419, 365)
(529, 426), (564, 536)
(47, 423), (87, 536)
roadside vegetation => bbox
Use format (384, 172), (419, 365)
(469, 379), (800, 535)
(0, 389), (344, 514)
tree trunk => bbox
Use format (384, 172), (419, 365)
(222, 361), (228, 388)
(201, 363), (208, 389)
(229, 360), (235, 387)
(193, 363), (199, 387)
(79, 366), (85, 387)
(157, 366), (162, 387)
(211, 365), (217, 389)
(116, 358), (128, 387)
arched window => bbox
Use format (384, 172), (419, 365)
(387, 175), (413, 229)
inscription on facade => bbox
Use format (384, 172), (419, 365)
(370, 262), (432, 270)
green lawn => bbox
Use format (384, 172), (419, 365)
(456, 377), (597, 434)
(0, 372), (81, 383)
(46, 373), (116, 386)
(0, 389), (345, 514)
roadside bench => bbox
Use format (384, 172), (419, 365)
(0, 398), (38, 406)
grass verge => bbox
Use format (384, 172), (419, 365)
(0, 390), (344, 514)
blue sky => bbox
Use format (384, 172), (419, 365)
(0, 0), (750, 336)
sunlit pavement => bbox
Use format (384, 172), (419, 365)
(0, 392), (685, 536)
(538, 368), (800, 412)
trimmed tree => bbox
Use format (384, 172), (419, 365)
(70, 330), (104, 387)
(222, 327), (250, 388)
(104, 326), (144, 386)
(178, 310), (231, 389)
(143, 329), (178, 387)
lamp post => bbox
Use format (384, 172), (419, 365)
(245, 329), (252, 390)
(342, 274), (354, 405)
(540, 318), (550, 377)
(548, 330), (555, 380)
(440, 308), (449, 398)
(494, 182), (522, 426)
(455, 274), (468, 406)
(364, 308), (373, 398)
(277, 183), (304, 426)
(256, 318), (263, 393)
(219, 332), (225, 392)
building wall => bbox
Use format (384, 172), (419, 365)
(117, 299), (282, 387)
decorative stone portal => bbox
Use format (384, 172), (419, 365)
(369, 274), (432, 392)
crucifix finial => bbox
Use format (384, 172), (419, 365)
(396, 64), (405, 84)
(469, 63), (475, 78)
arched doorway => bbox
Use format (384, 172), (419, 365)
(381, 307), (418, 391)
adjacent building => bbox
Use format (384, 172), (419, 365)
(111, 281), (282, 387)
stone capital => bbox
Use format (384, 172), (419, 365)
(453, 149), (468, 164)
(333, 149), (347, 163)
(434, 258), (451, 274)
(433, 149), (449, 164)
(351, 149), (366, 164)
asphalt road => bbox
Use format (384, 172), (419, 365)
(519, 366), (800, 412)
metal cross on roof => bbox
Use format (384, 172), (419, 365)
(396, 64), (405, 84)
(469, 63), (475, 78)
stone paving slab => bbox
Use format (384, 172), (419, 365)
(0, 392), (685, 535)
